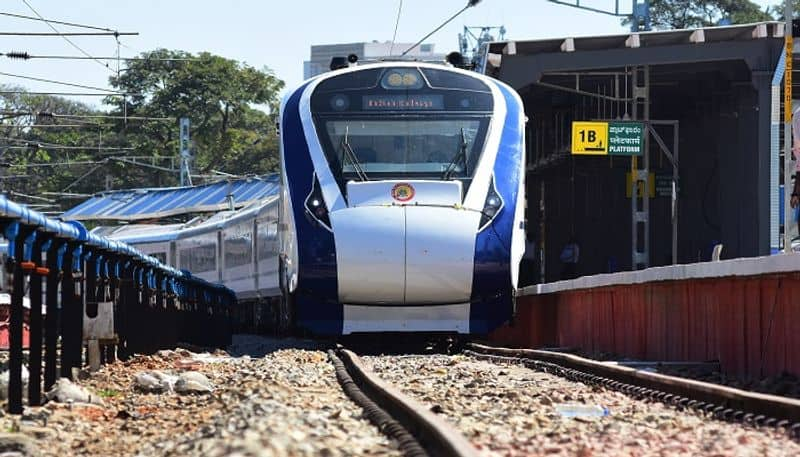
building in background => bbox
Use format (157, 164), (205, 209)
(303, 41), (446, 79)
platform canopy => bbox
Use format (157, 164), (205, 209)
(61, 174), (280, 222)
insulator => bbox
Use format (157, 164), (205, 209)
(5, 51), (30, 60)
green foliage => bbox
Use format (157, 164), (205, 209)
(1, 49), (284, 211)
(770, 0), (800, 20)
(625, 0), (774, 29)
(105, 49), (284, 181)
(0, 85), (118, 202)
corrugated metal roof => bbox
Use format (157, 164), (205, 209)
(62, 174), (280, 221)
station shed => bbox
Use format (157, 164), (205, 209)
(483, 22), (787, 282)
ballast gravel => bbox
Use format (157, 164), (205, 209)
(364, 354), (800, 456)
(0, 335), (399, 457)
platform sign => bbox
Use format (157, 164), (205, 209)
(571, 121), (608, 155)
(572, 121), (644, 156)
(607, 122), (645, 156)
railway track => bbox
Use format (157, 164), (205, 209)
(329, 348), (479, 457)
(465, 343), (800, 432)
(356, 343), (800, 456)
(15, 335), (800, 456)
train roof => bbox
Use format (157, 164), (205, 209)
(96, 195), (278, 245)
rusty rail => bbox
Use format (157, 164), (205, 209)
(332, 348), (480, 457)
(467, 342), (800, 436)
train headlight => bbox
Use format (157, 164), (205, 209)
(479, 176), (504, 231)
(330, 94), (349, 111)
(381, 68), (424, 90)
(304, 174), (331, 231)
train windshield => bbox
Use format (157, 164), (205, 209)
(322, 117), (487, 177)
(310, 66), (494, 186)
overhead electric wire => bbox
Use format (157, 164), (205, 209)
(0, 135), (132, 150)
(41, 191), (91, 198)
(62, 161), (107, 191)
(1, 52), (196, 62)
(389, 0), (404, 56)
(401, 0), (482, 56)
(9, 124), (93, 128)
(21, 0), (132, 72)
(50, 113), (174, 121)
(0, 71), (125, 93)
(0, 31), (137, 37)
(5, 190), (54, 202)
(0, 111), (175, 122)
(0, 91), (130, 97)
(1, 145), (134, 151)
(0, 11), (119, 32)
(9, 160), (100, 167)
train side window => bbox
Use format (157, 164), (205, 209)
(224, 224), (253, 268)
(257, 219), (278, 260)
(179, 243), (216, 273)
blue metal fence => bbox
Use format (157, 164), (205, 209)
(0, 195), (236, 414)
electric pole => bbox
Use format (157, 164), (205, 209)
(179, 117), (192, 187)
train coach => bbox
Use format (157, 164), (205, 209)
(98, 197), (281, 331)
(278, 59), (526, 336)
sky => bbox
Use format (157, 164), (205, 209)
(0, 0), (781, 110)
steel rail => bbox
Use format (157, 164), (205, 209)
(466, 343), (800, 436)
(332, 348), (480, 457)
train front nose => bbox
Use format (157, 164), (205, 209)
(330, 182), (481, 305)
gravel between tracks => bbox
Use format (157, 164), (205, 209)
(365, 354), (800, 456)
(0, 335), (400, 457)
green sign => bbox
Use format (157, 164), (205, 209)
(607, 122), (644, 156)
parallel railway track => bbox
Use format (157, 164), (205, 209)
(333, 341), (800, 456)
(465, 342), (800, 436)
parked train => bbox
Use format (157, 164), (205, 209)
(97, 197), (281, 330)
(279, 60), (526, 336)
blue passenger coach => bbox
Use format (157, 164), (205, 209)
(278, 61), (525, 336)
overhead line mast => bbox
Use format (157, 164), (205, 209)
(548, 0), (651, 32)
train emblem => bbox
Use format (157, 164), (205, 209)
(391, 183), (415, 202)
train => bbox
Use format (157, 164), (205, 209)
(278, 59), (526, 336)
(97, 196), (281, 331)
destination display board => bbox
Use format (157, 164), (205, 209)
(571, 121), (645, 156)
(362, 94), (444, 110)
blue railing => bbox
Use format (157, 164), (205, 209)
(0, 195), (236, 414)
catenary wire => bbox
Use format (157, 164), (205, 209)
(21, 0), (121, 72)
(1, 52), (196, 62)
(389, 0), (404, 56)
(0, 71), (125, 93)
(0, 31), (136, 36)
(0, 11), (118, 32)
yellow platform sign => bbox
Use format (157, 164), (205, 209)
(571, 121), (609, 155)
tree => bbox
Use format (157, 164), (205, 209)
(769, 0), (800, 20)
(0, 49), (284, 211)
(105, 49), (284, 182)
(0, 85), (119, 204)
(626, 0), (773, 30)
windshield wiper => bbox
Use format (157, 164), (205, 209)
(340, 125), (369, 181)
(442, 127), (468, 180)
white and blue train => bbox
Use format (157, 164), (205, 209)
(278, 61), (526, 336)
